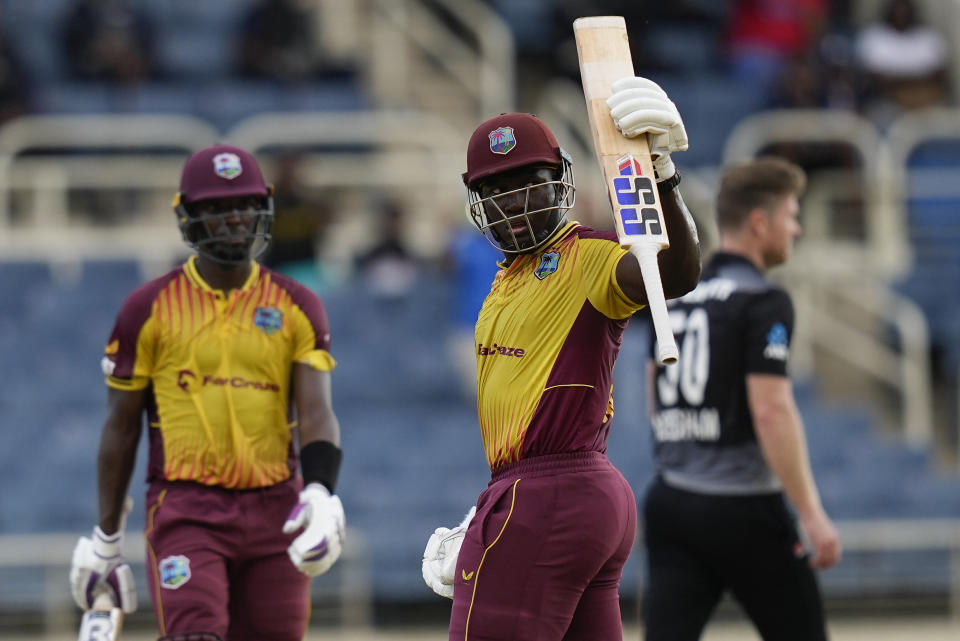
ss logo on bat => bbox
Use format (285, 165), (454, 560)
(612, 174), (662, 236)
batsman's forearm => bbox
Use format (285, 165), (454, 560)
(96, 417), (141, 534)
(657, 187), (701, 299)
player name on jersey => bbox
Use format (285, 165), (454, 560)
(676, 277), (737, 304)
(651, 408), (720, 442)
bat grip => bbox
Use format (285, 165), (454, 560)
(92, 592), (115, 609)
(630, 244), (679, 365)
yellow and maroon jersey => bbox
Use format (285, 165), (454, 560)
(475, 221), (645, 470)
(102, 256), (336, 489)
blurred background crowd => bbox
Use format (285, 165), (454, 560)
(3, 0), (960, 635)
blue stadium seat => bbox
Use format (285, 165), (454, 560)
(649, 72), (765, 167)
(7, 262), (960, 598)
(0, 0), (75, 82)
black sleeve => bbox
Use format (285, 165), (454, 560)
(743, 288), (794, 377)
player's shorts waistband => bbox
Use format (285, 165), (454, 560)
(490, 450), (611, 483)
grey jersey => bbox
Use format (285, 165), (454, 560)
(648, 252), (794, 495)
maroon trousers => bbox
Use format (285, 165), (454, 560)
(450, 451), (637, 641)
(144, 477), (310, 641)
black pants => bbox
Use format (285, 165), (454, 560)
(641, 477), (828, 641)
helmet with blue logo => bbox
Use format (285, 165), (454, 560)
(462, 113), (575, 254)
(173, 144), (274, 265)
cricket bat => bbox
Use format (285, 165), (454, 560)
(77, 593), (123, 641)
(573, 16), (679, 364)
(77, 496), (133, 641)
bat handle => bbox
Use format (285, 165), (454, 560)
(630, 244), (679, 365)
(92, 592), (115, 609)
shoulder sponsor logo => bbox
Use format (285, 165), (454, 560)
(534, 251), (560, 280)
(253, 307), (283, 334)
(176, 368), (280, 393)
(477, 342), (525, 358)
(488, 126), (516, 155)
(159, 554), (191, 589)
(461, 569), (474, 582)
(101, 340), (119, 375)
(763, 322), (790, 361)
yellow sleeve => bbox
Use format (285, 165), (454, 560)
(580, 237), (646, 319)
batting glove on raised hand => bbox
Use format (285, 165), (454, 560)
(69, 526), (137, 614)
(607, 76), (688, 181)
(422, 505), (475, 599)
(283, 483), (346, 577)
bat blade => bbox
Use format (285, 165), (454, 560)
(77, 594), (123, 641)
(573, 15), (679, 364)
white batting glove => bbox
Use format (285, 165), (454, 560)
(607, 76), (688, 181)
(422, 505), (475, 599)
(69, 526), (137, 614)
(282, 483), (346, 577)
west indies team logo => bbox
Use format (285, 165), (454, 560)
(488, 126), (516, 155)
(254, 307), (283, 334)
(159, 555), (191, 589)
(534, 251), (560, 280)
(212, 152), (243, 180)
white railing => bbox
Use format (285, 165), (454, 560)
(835, 519), (960, 618)
(634, 518), (960, 618)
(723, 109), (910, 278)
(787, 277), (934, 447)
(0, 114), (219, 229)
(0, 529), (373, 634)
(884, 107), (960, 465)
(0, 110), (467, 265)
(722, 108), (943, 451)
(368, 0), (514, 122)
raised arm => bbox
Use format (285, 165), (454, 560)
(616, 182), (701, 305)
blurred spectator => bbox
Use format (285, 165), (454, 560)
(855, 0), (949, 124)
(235, 0), (355, 82)
(60, 0), (159, 83)
(0, 9), (31, 125)
(724, 0), (830, 96)
(445, 223), (502, 399)
(355, 198), (421, 299)
(261, 153), (335, 290)
(545, 1), (725, 85)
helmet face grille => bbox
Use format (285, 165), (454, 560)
(465, 157), (576, 254)
(175, 197), (274, 265)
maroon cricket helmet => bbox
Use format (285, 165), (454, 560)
(462, 113), (567, 188)
(178, 144), (270, 204)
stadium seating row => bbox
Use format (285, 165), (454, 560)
(3, 260), (960, 598)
